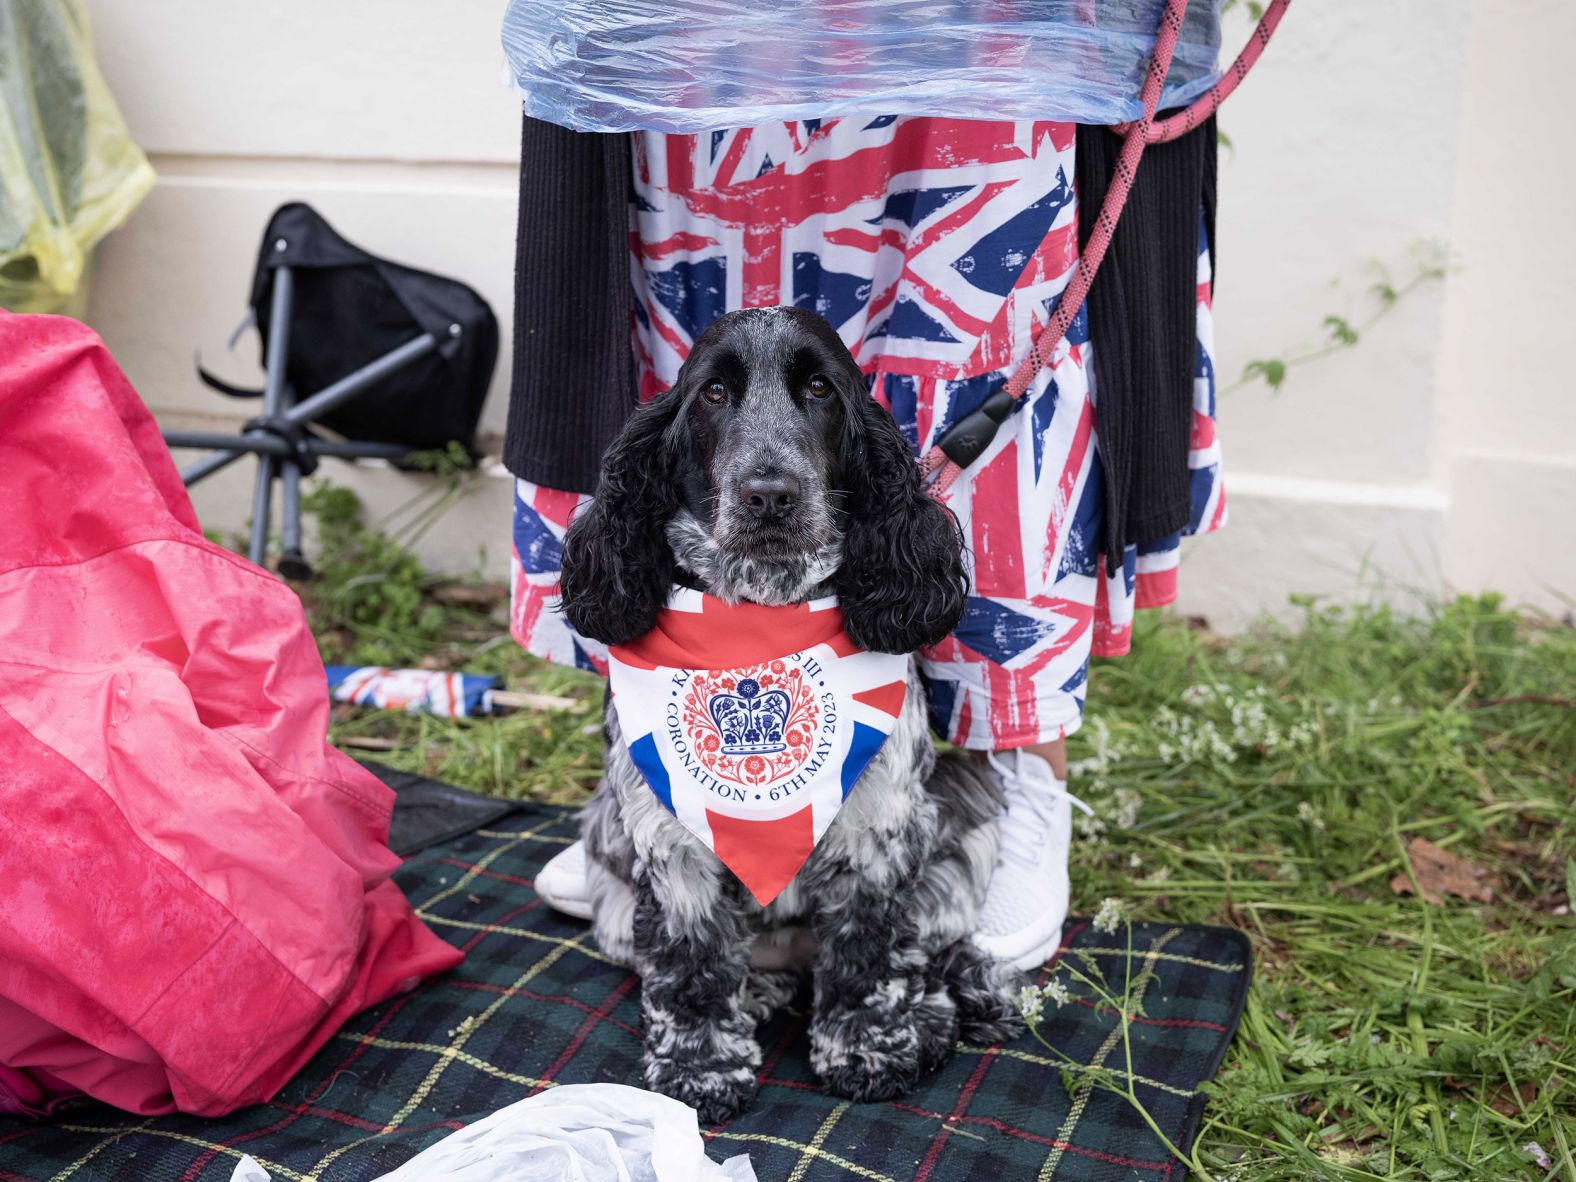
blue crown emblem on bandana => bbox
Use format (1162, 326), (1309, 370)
(708, 678), (792, 754)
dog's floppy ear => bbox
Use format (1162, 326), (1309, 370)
(834, 385), (969, 654)
(558, 389), (686, 645)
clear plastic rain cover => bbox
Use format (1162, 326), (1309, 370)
(502, 0), (1223, 133)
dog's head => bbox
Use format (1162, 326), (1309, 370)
(558, 307), (967, 654)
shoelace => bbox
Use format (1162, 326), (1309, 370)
(986, 752), (1095, 869)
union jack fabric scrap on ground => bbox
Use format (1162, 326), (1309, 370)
(325, 666), (504, 719)
(0, 798), (1250, 1182)
(607, 589), (910, 905)
(512, 115), (1226, 749)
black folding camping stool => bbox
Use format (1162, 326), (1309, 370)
(164, 203), (498, 579)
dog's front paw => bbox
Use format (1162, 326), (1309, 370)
(645, 1053), (759, 1125)
(941, 940), (1025, 1046)
(911, 984), (962, 1077)
(958, 997), (1023, 1046)
(810, 1001), (926, 1103)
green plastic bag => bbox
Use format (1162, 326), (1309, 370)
(0, 0), (153, 314)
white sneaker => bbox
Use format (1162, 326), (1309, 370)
(973, 750), (1094, 971)
(535, 839), (593, 920)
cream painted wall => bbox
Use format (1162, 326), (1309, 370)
(81, 0), (1574, 624)
(1434, 0), (1576, 613)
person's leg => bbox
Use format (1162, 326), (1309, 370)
(510, 477), (605, 918)
(939, 206), (1224, 968)
(914, 327), (1104, 971)
(1014, 738), (1067, 779)
(912, 131), (1221, 968)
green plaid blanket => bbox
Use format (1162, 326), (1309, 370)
(0, 804), (1249, 1181)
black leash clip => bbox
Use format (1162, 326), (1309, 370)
(935, 386), (1017, 470)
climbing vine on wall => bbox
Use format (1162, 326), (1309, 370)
(1223, 240), (1450, 397)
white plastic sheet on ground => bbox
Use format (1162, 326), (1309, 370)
(502, 0), (1223, 133)
(230, 1084), (757, 1181)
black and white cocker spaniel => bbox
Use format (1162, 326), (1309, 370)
(558, 306), (1018, 1123)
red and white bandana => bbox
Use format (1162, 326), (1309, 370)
(607, 589), (909, 905)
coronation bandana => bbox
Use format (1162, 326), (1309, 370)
(607, 589), (909, 905)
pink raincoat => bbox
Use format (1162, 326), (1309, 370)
(0, 312), (463, 1117)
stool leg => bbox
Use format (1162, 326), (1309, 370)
(278, 458), (311, 580)
(243, 265), (295, 571)
(248, 454), (277, 567)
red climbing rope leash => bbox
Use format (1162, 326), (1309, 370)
(919, 0), (1293, 501)
(1121, 0), (1292, 145)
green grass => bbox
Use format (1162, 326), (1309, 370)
(296, 486), (1575, 1180)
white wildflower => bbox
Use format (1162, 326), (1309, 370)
(1016, 984), (1045, 1023)
(1075, 812), (1108, 842)
(1525, 1143), (1552, 1172)
(1296, 800), (1327, 831)
(1142, 865), (1171, 885)
(1093, 897), (1126, 934)
(1202, 719), (1237, 762)
(1228, 695), (1278, 750)
(1016, 978), (1073, 1024)
(1068, 716), (1121, 776)
(1128, 852), (1144, 869)
(1152, 703), (1237, 764)
(1113, 787), (1142, 830)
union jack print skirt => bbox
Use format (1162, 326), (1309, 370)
(511, 117), (1225, 750)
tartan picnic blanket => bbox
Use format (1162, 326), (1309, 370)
(0, 802), (1251, 1182)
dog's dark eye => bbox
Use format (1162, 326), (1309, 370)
(806, 376), (831, 400)
(702, 381), (727, 404)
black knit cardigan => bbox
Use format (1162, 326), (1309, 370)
(1076, 114), (1216, 564)
(503, 115), (1216, 566)
(503, 117), (638, 493)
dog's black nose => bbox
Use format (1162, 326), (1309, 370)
(740, 475), (800, 519)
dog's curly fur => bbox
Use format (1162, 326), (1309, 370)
(559, 307), (1019, 1123)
